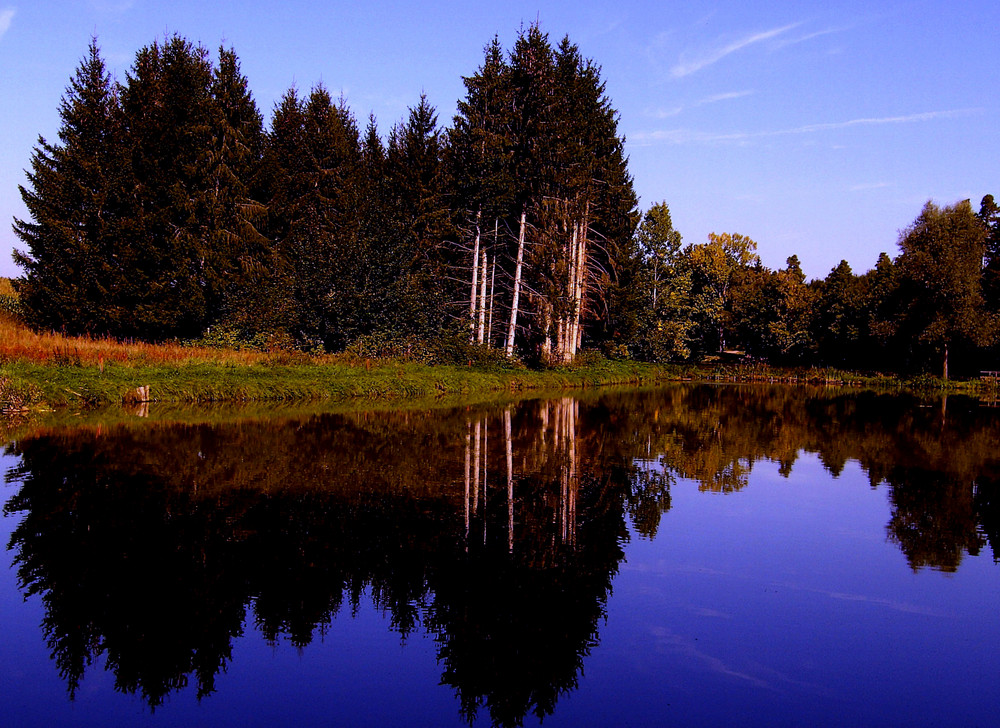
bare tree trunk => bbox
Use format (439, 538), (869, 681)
(943, 342), (949, 381)
(469, 211), (481, 342)
(477, 248), (487, 343)
(506, 210), (526, 357)
(574, 204), (590, 354)
(487, 251), (496, 347)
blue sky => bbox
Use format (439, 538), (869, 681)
(0, 0), (996, 280)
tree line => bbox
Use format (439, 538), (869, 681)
(626, 196), (999, 378)
(12, 29), (999, 376)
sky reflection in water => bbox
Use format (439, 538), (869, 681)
(2, 385), (998, 727)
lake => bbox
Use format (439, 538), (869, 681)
(2, 385), (998, 727)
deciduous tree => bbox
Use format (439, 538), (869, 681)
(895, 200), (995, 379)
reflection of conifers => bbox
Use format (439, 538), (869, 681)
(3, 398), (660, 724)
(444, 399), (625, 725)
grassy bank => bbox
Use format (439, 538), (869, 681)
(0, 356), (677, 412)
(2, 304), (997, 415)
(4, 355), (996, 415)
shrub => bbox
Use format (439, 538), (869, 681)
(0, 375), (43, 411)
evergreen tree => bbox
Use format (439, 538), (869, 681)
(856, 251), (901, 372)
(264, 85), (363, 349)
(812, 260), (862, 367)
(449, 36), (515, 344)
(978, 194), (1000, 311)
(13, 39), (130, 334)
(385, 95), (456, 338)
(118, 35), (226, 339)
(202, 47), (275, 340)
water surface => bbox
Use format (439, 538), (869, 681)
(2, 385), (998, 726)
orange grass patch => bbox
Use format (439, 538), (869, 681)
(0, 316), (269, 367)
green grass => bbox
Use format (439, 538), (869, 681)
(4, 349), (996, 428)
(0, 356), (674, 410)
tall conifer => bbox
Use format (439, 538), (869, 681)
(13, 39), (129, 334)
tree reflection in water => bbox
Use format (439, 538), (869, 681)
(3, 385), (999, 724)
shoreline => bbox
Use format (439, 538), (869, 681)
(3, 357), (994, 413)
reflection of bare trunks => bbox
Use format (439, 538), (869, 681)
(464, 421), (471, 544)
(553, 398), (578, 547)
(505, 407), (514, 553)
(473, 419), (481, 513)
(461, 400), (581, 553)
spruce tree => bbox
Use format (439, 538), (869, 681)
(202, 47), (274, 339)
(264, 85), (364, 349)
(13, 39), (130, 334)
(119, 35), (221, 339)
(385, 95), (455, 337)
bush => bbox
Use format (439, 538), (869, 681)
(343, 330), (521, 370)
(0, 375), (43, 411)
(185, 325), (300, 354)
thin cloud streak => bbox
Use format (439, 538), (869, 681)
(700, 90), (755, 104)
(647, 90), (753, 119)
(849, 182), (893, 192)
(671, 23), (800, 78)
(0, 7), (15, 40)
(632, 108), (981, 146)
(773, 25), (851, 49)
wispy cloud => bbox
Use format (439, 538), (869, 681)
(647, 89), (754, 119)
(0, 7), (15, 41)
(632, 108), (981, 146)
(671, 23), (800, 78)
(773, 25), (851, 49)
(699, 89), (755, 105)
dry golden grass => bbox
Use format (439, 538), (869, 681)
(0, 315), (270, 367)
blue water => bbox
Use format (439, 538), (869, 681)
(1, 388), (997, 727)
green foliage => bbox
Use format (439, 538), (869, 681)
(629, 202), (694, 362)
(345, 330), (520, 370)
(683, 232), (761, 355)
(894, 200), (995, 378)
(0, 291), (23, 322)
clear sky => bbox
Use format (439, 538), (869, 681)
(0, 0), (996, 281)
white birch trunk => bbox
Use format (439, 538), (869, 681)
(469, 211), (481, 342)
(477, 248), (487, 343)
(505, 210), (526, 357)
(487, 254), (496, 347)
(573, 220), (586, 355)
(566, 222), (580, 362)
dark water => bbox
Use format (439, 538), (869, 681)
(2, 385), (998, 727)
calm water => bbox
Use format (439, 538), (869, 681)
(2, 385), (998, 727)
